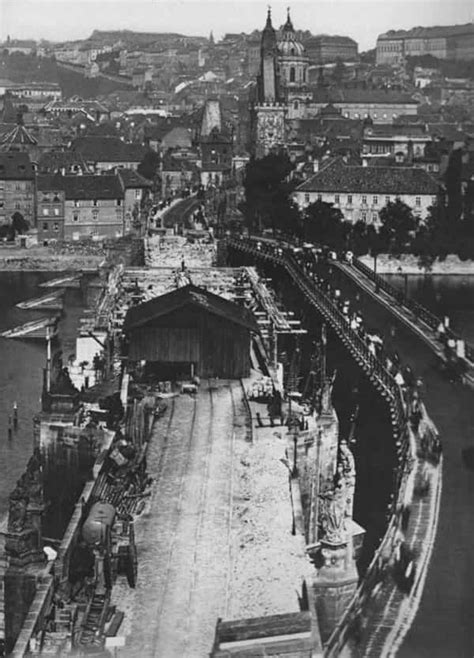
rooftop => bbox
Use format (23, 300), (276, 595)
(123, 284), (259, 333)
(71, 136), (148, 163)
(61, 174), (124, 200)
(117, 168), (152, 188)
(297, 158), (439, 195)
(0, 152), (35, 180)
(378, 23), (474, 41)
(311, 88), (418, 105)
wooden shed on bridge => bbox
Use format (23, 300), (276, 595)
(123, 284), (259, 379)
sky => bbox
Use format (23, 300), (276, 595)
(1, 0), (473, 51)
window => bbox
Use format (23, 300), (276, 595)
(15, 202), (20, 210)
(53, 223), (59, 232)
(385, 196), (390, 204)
(93, 199), (98, 207)
(116, 198), (122, 206)
(135, 189), (141, 199)
(304, 193), (310, 204)
(92, 209), (98, 220)
(373, 196), (378, 205)
(415, 196), (421, 206)
(293, 101), (299, 110)
(43, 222), (48, 231)
(432, 196), (437, 205)
(362, 212), (367, 222)
(335, 194), (340, 204)
(362, 195), (367, 204)
(290, 67), (295, 83)
(317, 194), (322, 201)
(73, 213), (79, 222)
(372, 212), (378, 222)
(53, 195), (60, 203)
(42, 208), (49, 216)
(54, 208), (59, 216)
(74, 200), (79, 207)
(347, 195), (353, 204)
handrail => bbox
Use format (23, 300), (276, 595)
(352, 257), (474, 363)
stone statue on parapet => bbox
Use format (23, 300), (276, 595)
(8, 480), (29, 533)
(320, 370), (337, 415)
(318, 487), (348, 545)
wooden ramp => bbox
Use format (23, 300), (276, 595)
(1, 316), (59, 339)
(39, 274), (82, 289)
(17, 290), (64, 311)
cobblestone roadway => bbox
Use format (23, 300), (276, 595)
(125, 382), (238, 658)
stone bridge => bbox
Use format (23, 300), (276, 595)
(225, 236), (472, 658)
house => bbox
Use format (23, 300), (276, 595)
(161, 155), (199, 196)
(117, 168), (152, 234)
(70, 136), (148, 172)
(200, 127), (233, 186)
(123, 284), (258, 379)
(294, 158), (439, 223)
(309, 88), (419, 124)
(62, 174), (125, 240)
(0, 152), (36, 227)
(362, 124), (432, 160)
(37, 174), (65, 243)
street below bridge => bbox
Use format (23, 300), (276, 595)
(322, 262), (474, 658)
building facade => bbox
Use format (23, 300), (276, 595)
(376, 24), (474, 65)
(294, 159), (438, 223)
(62, 174), (125, 240)
(37, 175), (65, 243)
(304, 35), (358, 64)
(0, 152), (36, 227)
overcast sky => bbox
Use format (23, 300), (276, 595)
(1, 0), (473, 51)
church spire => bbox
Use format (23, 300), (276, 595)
(283, 7), (294, 32)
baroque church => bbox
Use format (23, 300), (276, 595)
(252, 8), (311, 157)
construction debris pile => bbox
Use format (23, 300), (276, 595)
(145, 235), (216, 269)
(228, 431), (313, 619)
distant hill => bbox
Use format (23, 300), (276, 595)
(86, 30), (207, 48)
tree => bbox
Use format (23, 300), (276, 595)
(379, 200), (416, 257)
(366, 225), (386, 274)
(303, 200), (345, 249)
(11, 211), (29, 235)
(445, 149), (463, 222)
(347, 219), (369, 256)
(137, 150), (161, 182)
(242, 153), (296, 235)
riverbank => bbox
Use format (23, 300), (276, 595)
(359, 254), (474, 275)
(0, 244), (105, 271)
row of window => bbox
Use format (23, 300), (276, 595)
(42, 208), (61, 216)
(73, 199), (123, 207)
(306, 193), (430, 207)
(42, 222), (60, 232)
(72, 210), (123, 222)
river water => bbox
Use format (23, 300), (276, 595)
(0, 271), (87, 523)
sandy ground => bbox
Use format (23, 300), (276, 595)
(227, 418), (314, 620)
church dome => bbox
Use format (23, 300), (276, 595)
(277, 10), (305, 58)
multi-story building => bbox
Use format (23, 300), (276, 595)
(7, 82), (62, 102)
(303, 35), (358, 64)
(117, 169), (152, 234)
(294, 158), (439, 223)
(37, 174), (65, 243)
(62, 174), (125, 240)
(376, 23), (474, 65)
(0, 152), (36, 227)
(362, 124), (432, 160)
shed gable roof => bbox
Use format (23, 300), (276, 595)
(123, 284), (258, 333)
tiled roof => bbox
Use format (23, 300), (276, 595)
(0, 123), (38, 146)
(364, 124), (429, 138)
(62, 174), (124, 200)
(37, 174), (65, 192)
(123, 284), (258, 333)
(311, 88), (418, 105)
(38, 150), (89, 173)
(71, 136), (148, 163)
(304, 35), (357, 46)
(379, 23), (474, 40)
(296, 159), (439, 195)
(0, 152), (35, 180)
(117, 168), (152, 188)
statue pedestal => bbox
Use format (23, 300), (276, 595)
(310, 540), (358, 644)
